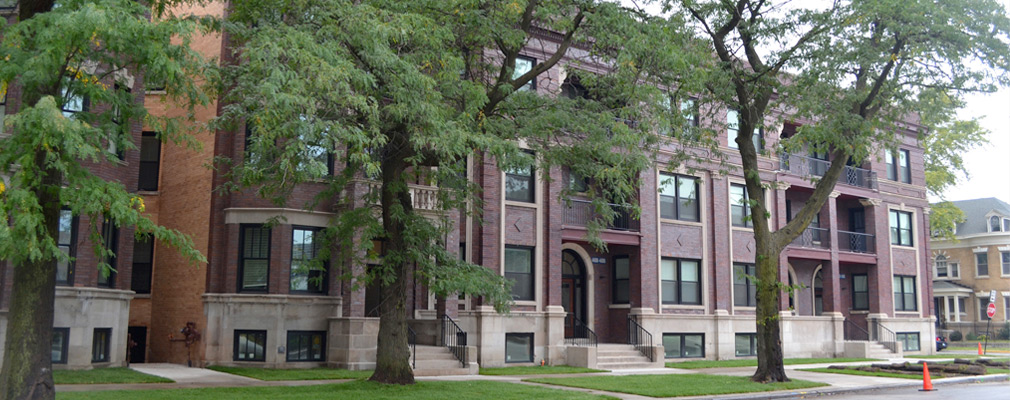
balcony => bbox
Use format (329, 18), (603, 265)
(563, 199), (639, 232)
(790, 227), (829, 249)
(358, 181), (441, 212)
(779, 154), (877, 190)
(838, 230), (875, 254)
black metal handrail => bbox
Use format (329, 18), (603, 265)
(843, 318), (869, 341)
(564, 199), (640, 232)
(441, 315), (467, 367)
(779, 154), (877, 190)
(407, 325), (416, 369)
(789, 227), (829, 249)
(627, 316), (654, 362)
(565, 314), (598, 347)
(871, 320), (899, 353)
(838, 230), (875, 254)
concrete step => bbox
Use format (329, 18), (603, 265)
(412, 367), (473, 377)
(597, 362), (658, 370)
(414, 359), (466, 370)
(409, 345), (474, 376)
(598, 355), (651, 364)
(598, 350), (645, 357)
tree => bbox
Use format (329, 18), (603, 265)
(218, 0), (703, 384)
(675, 0), (1010, 382)
(0, 1), (210, 398)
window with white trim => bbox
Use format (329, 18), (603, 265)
(893, 275), (916, 312)
(730, 183), (752, 227)
(734, 263), (757, 307)
(889, 210), (913, 246)
(505, 246), (534, 301)
(513, 56), (536, 91)
(976, 252), (989, 276)
(886, 149), (911, 183)
(1002, 251), (1010, 276)
(659, 173), (699, 221)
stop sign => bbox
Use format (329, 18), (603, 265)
(987, 302), (997, 319)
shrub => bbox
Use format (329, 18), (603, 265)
(997, 323), (1010, 340)
(950, 330), (963, 341)
(966, 332), (978, 341)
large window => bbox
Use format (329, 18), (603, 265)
(138, 131), (161, 191)
(513, 56), (536, 91)
(1001, 251), (1010, 276)
(979, 298), (990, 320)
(726, 109), (762, 150)
(659, 173), (699, 221)
(131, 234), (154, 294)
(287, 331), (325, 362)
(234, 330), (267, 361)
(663, 333), (704, 358)
(505, 333), (534, 363)
(893, 275), (917, 312)
(290, 227), (326, 294)
(505, 246), (534, 301)
(60, 85), (88, 119)
(852, 274), (869, 310)
(730, 184), (752, 227)
(52, 328), (69, 364)
(886, 149), (911, 183)
(888, 210), (913, 246)
(734, 263), (757, 307)
(976, 252), (989, 276)
(612, 256), (629, 304)
(57, 209), (77, 285)
(239, 225), (271, 292)
(735, 333), (757, 357)
(661, 258), (701, 305)
(897, 332), (920, 351)
(98, 217), (118, 288)
(991, 216), (1003, 232)
(504, 155), (535, 203)
(92, 328), (111, 363)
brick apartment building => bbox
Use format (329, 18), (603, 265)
(0, 3), (936, 371)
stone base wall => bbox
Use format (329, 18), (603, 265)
(53, 287), (133, 370)
(327, 317), (378, 370)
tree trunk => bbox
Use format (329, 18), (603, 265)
(0, 152), (62, 400)
(752, 244), (788, 383)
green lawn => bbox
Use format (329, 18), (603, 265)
(53, 368), (172, 385)
(801, 363), (1010, 380)
(480, 366), (605, 376)
(207, 366), (372, 381)
(525, 374), (826, 398)
(665, 357), (878, 369)
(57, 380), (616, 400)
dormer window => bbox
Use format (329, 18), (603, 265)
(992, 216), (1002, 232)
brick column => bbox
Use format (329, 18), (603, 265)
(711, 175), (731, 312)
(825, 191), (842, 313)
(545, 165), (564, 308)
(775, 182), (791, 311)
(860, 198), (891, 316)
(638, 167), (659, 311)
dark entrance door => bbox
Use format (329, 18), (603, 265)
(561, 250), (586, 338)
(849, 208), (867, 252)
(128, 326), (147, 364)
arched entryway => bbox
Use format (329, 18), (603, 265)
(562, 249), (587, 338)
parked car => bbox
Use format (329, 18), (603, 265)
(936, 336), (948, 351)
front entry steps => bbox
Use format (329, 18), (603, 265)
(843, 341), (903, 359)
(410, 345), (477, 376)
(596, 344), (656, 370)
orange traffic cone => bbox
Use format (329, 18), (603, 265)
(919, 362), (935, 392)
(978, 342), (983, 355)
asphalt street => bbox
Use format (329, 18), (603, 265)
(787, 381), (1010, 399)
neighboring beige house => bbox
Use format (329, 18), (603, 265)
(931, 198), (1010, 337)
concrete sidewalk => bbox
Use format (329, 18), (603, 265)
(57, 363), (352, 392)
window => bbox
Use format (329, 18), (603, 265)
(734, 263), (757, 307)
(979, 298), (990, 320)
(663, 333), (704, 358)
(92, 328), (111, 363)
(949, 262), (960, 279)
(568, 170), (588, 192)
(504, 155), (535, 203)
(98, 217), (118, 288)
(290, 227), (327, 294)
(612, 256), (629, 304)
(56, 209), (77, 285)
(735, 333), (757, 357)
(663, 97), (699, 134)
(296, 117), (333, 177)
(61, 85), (88, 119)
(286, 331), (325, 362)
(108, 84), (128, 160)
(138, 131), (161, 191)
(659, 173), (699, 221)
(505, 246), (534, 301)
(935, 255), (949, 278)
(52, 328), (69, 364)
(0, 88), (6, 133)
(239, 225), (271, 292)
(505, 333), (533, 363)
(1005, 218), (1010, 232)
(886, 149), (911, 183)
(661, 258), (701, 305)
(888, 210), (913, 246)
(976, 252), (989, 276)
(131, 234), (154, 294)
(991, 216), (1002, 232)
(726, 109), (762, 150)
(896, 332), (920, 351)
(852, 274), (869, 310)
(234, 330), (267, 361)
(681, 98), (699, 128)
(893, 275), (916, 312)
(1005, 297), (1009, 320)
(730, 183), (752, 227)
(1002, 252), (1010, 276)
(513, 56), (536, 91)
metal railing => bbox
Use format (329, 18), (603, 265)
(407, 325), (417, 369)
(789, 227), (829, 249)
(779, 154), (877, 190)
(564, 199), (640, 232)
(441, 315), (468, 367)
(838, 230), (875, 254)
(627, 316), (654, 362)
(871, 320), (899, 353)
(843, 318), (869, 341)
(565, 314), (598, 347)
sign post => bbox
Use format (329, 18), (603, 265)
(984, 301), (996, 355)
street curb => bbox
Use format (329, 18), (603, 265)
(690, 373), (1010, 399)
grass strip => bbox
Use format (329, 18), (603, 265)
(526, 374), (826, 398)
(800, 367), (919, 380)
(54, 368), (172, 385)
(480, 366), (606, 376)
(56, 380), (616, 400)
(207, 366), (372, 381)
(666, 357), (878, 369)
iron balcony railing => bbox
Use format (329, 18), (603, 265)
(407, 325), (417, 369)
(441, 315), (467, 367)
(565, 314), (598, 347)
(838, 230), (875, 254)
(789, 227), (829, 249)
(779, 153), (877, 190)
(563, 199), (640, 232)
(627, 316), (654, 362)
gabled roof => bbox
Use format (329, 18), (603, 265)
(945, 198), (1010, 236)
